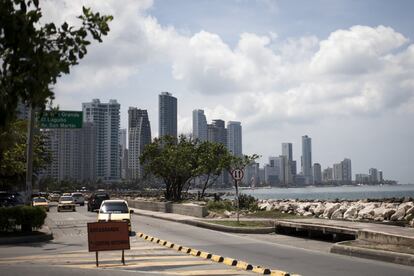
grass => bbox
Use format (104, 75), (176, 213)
(207, 220), (274, 228)
(245, 210), (302, 219)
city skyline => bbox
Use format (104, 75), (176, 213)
(40, 1), (414, 183)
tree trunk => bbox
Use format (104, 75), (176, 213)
(200, 174), (211, 199)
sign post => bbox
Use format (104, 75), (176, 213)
(87, 221), (130, 267)
(231, 169), (244, 223)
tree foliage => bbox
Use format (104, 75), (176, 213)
(0, 0), (113, 163)
(0, 120), (50, 191)
(140, 135), (259, 201)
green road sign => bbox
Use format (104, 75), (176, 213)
(39, 111), (83, 129)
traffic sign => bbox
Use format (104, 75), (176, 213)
(231, 169), (244, 181)
(39, 111), (83, 129)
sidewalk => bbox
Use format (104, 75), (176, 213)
(131, 207), (414, 266)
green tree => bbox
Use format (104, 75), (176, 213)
(0, 0), (113, 161)
(195, 141), (233, 198)
(0, 120), (50, 191)
(140, 135), (200, 201)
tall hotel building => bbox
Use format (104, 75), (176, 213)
(301, 135), (312, 184)
(82, 99), (120, 182)
(159, 92), (177, 138)
(227, 121), (242, 157)
(192, 109), (208, 142)
(128, 108), (151, 180)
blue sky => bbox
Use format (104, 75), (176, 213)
(43, 0), (414, 183)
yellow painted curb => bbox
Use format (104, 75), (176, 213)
(252, 266), (271, 274)
(173, 244), (183, 251)
(199, 251), (212, 259)
(158, 240), (167, 246)
(180, 246), (191, 254)
(271, 271), (291, 276)
(190, 249), (201, 257)
(165, 241), (174, 248)
(223, 257), (237, 266)
(236, 261), (253, 270)
(138, 232), (144, 237)
(211, 255), (224, 263)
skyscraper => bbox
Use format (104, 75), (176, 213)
(282, 143), (293, 161)
(301, 135), (312, 183)
(313, 163), (322, 184)
(128, 108), (151, 180)
(119, 129), (128, 180)
(227, 121), (242, 157)
(207, 119), (227, 146)
(159, 92), (177, 138)
(82, 99), (120, 181)
(192, 109), (208, 142)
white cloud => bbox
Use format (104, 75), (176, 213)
(42, 1), (414, 132)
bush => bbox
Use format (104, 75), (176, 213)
(238, 194), (259, 211)
(0, 206), (46, 233)
(207, 199), (234, 212)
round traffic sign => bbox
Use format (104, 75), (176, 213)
(231, 169), (244, 180)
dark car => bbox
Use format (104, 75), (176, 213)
(87, 192), (110, 212)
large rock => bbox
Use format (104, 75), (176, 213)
(258, 201), (272, 211)
(357, 203), (379, 220)
(322, 203), (340, 219)
(343, 206), (359, 220)
(312, 203), (325, 217)
(331, 208), (346, 220)
(390, 207), (406, 221)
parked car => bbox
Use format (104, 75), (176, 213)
(48, 193), (61, 202)
(71, 192), (85, 206)
(87, 192), (110, 212)
(32, 197), (49, 212)
(57, 196), (76, 212)
(97, 199), (133, 233)
(0, 192), (24, 207)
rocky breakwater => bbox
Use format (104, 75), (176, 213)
(258, 198), (414, 227)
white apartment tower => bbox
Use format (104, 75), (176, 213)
(128, 108), (152, 180)
(192, 109), (208, 142)
(227, 121), (242, 157)
(301, 135), (312, 183)
(82, 99), (120, 182)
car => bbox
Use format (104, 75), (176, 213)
(97, 200), (134, 233)
(0, 192), (24, 207)
(48, 193), (60, 202)
(32, 197), (49, 212)
(71, 192), (85, 206)
(57, 196), (76, 212)
(87, 192), (110, 212)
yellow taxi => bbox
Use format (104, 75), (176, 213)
(57, 195), (76, 212)
(32, 197), (49, 212)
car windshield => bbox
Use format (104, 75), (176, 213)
(60, 196), (73, 202)
(72, 194), (82, 198)
(94, 193), (109, 199)
(100, 202), (128, 214)
(33, 198), (47, 202)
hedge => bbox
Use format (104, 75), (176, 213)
(0, 206), (46, 232)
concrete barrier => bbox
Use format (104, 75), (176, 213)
(357, 230), (414, 246)
(127, 199), (208, 217)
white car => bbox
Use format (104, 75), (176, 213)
(57, 196), (76, 212)
(97, 200), (133, 233)
(71, 192), (85, 206)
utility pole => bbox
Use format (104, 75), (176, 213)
(25, 106), (35, 205)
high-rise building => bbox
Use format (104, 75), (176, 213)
(159, 92), (177, 138)
(128, 108), (151, 180)
(282, 143), (293, 161)
(83, 99), (120, 182)
(227, 121), (242, 157)
(356, 174), (370, 184)
(312, 163), (322, 184)
(369, 168), (379, 183)
(323, 167), (333, 182)
(192, 109), (208, 142)
(119, 129), (128, 179)
(333, 158), (352, 184)
(301, 135), (312, 184)
(207, 119), (227, 146)
(40, 122), (96, 182)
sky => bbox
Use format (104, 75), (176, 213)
(41, 0), (414, 184)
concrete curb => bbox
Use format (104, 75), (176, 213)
(0, 226), (53, 245)
(131, 209), (274, 234)
(331, 242), (414, 266)
(137, 231), (295, 276)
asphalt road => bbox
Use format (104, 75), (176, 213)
(0, 204), (254, 276)
(132, 213), (414, 276)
